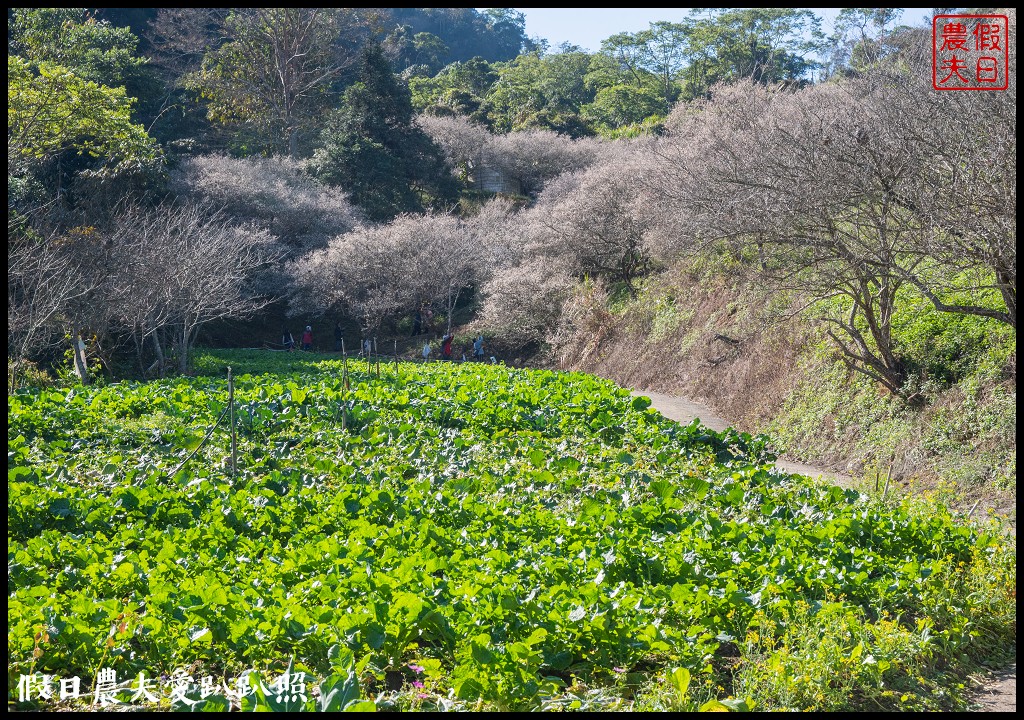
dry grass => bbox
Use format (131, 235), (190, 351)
(552, 266), (809, 431)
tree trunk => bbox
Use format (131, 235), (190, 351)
(446, 286), (456, 334)
(152, 330), (166, 378)
(71, 325), (91, 385)
(996, 264), (1016, 329)
(134, 327), (146, 377)
(178, 324), (190, 375)
(288, 126), (299, 159)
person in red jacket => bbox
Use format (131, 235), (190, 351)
(301, 325), (313, 351)
(441, 333), (453, 360)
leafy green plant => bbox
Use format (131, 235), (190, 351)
(7, 350), (1015, 711)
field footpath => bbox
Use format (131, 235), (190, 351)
(632, 387), (1015, 713)
(631, 389), (854, 487)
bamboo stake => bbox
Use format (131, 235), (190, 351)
(965, 499), (982, 519)
(228, 366), (236, 476)
(341, 339), (348, 431)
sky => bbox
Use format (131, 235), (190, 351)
(510, 7), (936, 54)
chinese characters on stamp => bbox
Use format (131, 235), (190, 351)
(933, 14), (1010, 90)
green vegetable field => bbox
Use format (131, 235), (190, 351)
(7, 350), (1015, 711)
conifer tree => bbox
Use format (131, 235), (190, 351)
(311, 43), (458, 222)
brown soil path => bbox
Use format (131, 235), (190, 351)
(969, 664), (1016, 713)
(632, 387), (1015, 713)
(632, 389), (855, 487)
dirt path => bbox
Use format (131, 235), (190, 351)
(633, 389), (854, 487)
(969, 664), (1016, 713)
(632, 387), (1015, 713)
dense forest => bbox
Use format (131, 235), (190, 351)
(7, 7), (1017, 505)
